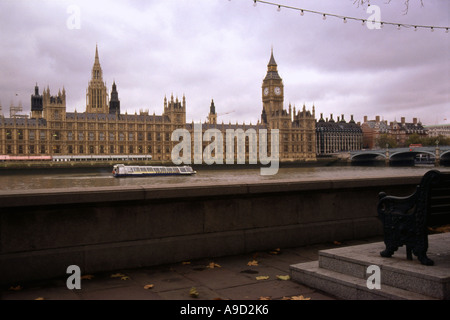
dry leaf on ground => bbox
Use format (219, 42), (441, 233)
(259, 296), (271, 300)
(110, 273), (126, 278)
(276, 275), (290, 281)
(206, 262), (221, 269)
(81, 274), (94, 280)
(189, 287), (199, 298)
(247, 260), (259, 266)
(120, 276), (130, 280)
(144, 284), (154, 289)
(9, 285), (22, 291)
(291, 295), (311, 300)
(429, 225), (450, 233)
(35, 297), (44, 300)
(255, 276), (270, 280)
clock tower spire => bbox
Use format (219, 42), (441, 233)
(262, 48), (284, 124)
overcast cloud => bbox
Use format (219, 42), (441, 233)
(0, 0), (448, 126)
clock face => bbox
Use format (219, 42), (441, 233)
(274, 87), (281, 95)
(264, 88), (269, 96)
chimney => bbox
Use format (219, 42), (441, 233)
(413, 118), (417, 124)
(364, 115), (368, 123)
(376, 116), (380, 122)
(401, 117), (405, 124)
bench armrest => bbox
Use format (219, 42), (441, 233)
(377, 189), (418, 219)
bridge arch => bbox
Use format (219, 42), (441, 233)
(389, 150), (436, 161)
(440, 150), (450, 160)
(350, 152), (386, 161)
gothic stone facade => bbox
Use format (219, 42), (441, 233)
(0, 47), (316, 163)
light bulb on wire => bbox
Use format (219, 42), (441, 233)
(300, 10), (304, 16)
(253, 0), (257, 7)
(322, 14), (326, 20)
(343, 17), (347, 24)
(277, 5), (281, 12)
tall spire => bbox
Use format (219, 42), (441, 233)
(264, 47), (281, 80)
(87, 44), (108, 113)
(95, 44), (99, 63)
(268, 46), (277, 67)
(92, 44), (103, 80)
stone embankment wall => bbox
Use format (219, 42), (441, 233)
(0, 176), (420, 285)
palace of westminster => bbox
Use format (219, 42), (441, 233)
(0, 46), (428, 162)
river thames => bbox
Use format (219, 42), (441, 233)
(0, 163), (449, 191)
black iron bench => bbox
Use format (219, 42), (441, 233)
(377, 170), (450, 266)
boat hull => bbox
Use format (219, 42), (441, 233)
(112, 164), (196, 178)
(113, 172), (195, 178)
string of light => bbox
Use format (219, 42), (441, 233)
(250, 0), (449, 33)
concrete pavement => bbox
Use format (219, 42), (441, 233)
(0, 237), (384, 301)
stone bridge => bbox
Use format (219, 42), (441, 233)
(349, 146), (450, 163)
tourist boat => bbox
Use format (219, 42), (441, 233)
(112, 164), (196, 177)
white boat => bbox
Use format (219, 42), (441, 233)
(112, 164), (196, 177)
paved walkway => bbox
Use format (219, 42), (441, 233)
(0, 237), (383, 301)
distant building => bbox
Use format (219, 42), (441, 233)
(316, 113), (363, 155)
(361, 116), (427, 149)
(425, 124), (450, 138)
(0, 46), (317, 163)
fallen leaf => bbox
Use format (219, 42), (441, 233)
(256, 276), (270, 280)
(207, 262), (221, 269)
(333, 240), (342, 245)
(429, 224), (450, 233)
(276, 275), (290, 281)
(144, 284), (154, 289)
(269, 248), (281, 255)
(9, 285), (22, 291)
(291, 295), (311, 300)
(120, 276), (130, 281)
(247, 260), (259, 266)
(81, 274), (94, 280)
(259, 296), (271, 300)
(189, 287), (199, 298)
(181, 261), (191, 265)
(35, 297), (44, 300)
(110, 273), (126, 278)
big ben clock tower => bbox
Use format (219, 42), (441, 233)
(261, 48), (284, 124)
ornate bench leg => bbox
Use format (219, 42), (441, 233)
(418, 255), (434, 266)
(406, 246), (412, 260)
(380, 246), (396, 258)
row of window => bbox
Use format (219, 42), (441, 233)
(3, 144), (167, 155)
(1, 130), (171, 142)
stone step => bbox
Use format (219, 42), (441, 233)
(290, 261), (436, 300)
(290, 233), (450, 300)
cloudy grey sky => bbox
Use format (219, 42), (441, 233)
(0, 0), (448, 126)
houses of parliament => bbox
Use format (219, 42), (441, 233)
(0, 46), (317, 163)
